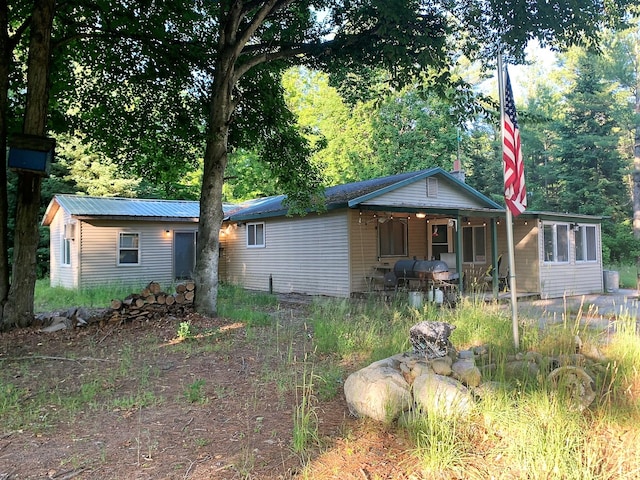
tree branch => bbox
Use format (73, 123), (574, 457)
(235, 0), (294, 58)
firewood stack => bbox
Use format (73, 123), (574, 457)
(106, 281), (195, 324)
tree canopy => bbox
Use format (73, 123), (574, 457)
(1, 0), (637, 327)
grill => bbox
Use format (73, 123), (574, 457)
(393, 259), (459, 284)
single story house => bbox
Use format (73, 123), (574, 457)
(43, 168), (605, 298)
(43, 195), (201, 289)
(220, 168), (604, 299)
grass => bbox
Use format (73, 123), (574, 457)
(604, 263), (638, 289)
(12, 279), (640, 478)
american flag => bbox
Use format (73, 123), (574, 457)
(503, 68), (526, 217)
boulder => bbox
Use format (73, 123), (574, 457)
(451, 358), (482, 387)
(413, 373), (474, 417)
(343, 357), (412, 423)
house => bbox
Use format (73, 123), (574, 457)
(220, 168), (604, 299)
(42, 195), (202, 289)
(43, 168), (605, 298)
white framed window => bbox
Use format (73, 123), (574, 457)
(61, 236), (71, 266)
(247, 222), (265, 248)
(575, 225), (597, 262)
(462, 225), (486, 263)
(379, 218), (407, 257)
(118, 232), (140, 265)
(543, 223), (569, 263)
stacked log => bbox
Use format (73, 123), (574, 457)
(105, 281), (195, 324)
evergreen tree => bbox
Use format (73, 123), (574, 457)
(554, 52), (629, 220)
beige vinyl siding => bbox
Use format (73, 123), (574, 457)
(538, 223), (603, 298)
(222, 212), (350, 297)
(49, 209), (78, 289)
(349, 210), (429, 293)
(493, 221), (540, 294)
(361, 178), (483, 209)
(78, 220), (194, 289)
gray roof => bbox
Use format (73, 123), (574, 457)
(230, 167), (504, 221)
(43, 195), (234, 225)
(57, 195), (199, 217)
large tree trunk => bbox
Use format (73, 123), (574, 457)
(0, 3), (11, 302)
(2, 0), (55, 329)
(193, 56), (234, 317)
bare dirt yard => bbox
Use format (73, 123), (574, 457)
(0, 298), (427, 480)
(1, 293), (638, 480)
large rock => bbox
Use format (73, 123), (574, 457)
(413, 373), (474, 417)
(343, 357), (413, 423)
(451, 358), (482, 387)
(409, 321), (456, 359)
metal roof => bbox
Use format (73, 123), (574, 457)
(57, 195), (200, 217)
(42, 195), (236, 225)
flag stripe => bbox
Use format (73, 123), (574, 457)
(503, 68), (526, 217)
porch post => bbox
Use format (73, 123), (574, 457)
(455, 215), (463, 291)
(491, 218), (499, 298)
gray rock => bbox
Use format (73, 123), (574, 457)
(548, 366), (596, 410)
(343, 357), (413, 423)
(409, 321), (456, 359)
(431, 357), (453, 376)
(504, 360), (540, 379)
(451, 358), (482, 387)
(413, 373), (474, 417)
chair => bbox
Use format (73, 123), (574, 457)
(484, 255), (509, 291)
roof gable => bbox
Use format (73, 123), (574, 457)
(230, 168), (503, 221)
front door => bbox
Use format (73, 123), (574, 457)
(429, 220), (454, 260)
(174, 231), (196, 280)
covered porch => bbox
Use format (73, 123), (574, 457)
(350, 205), (525, 302)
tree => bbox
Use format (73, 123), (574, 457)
(192, 0), (636, 317)
(1, 0), (635, 327)
(599, 17), (640, 246)
(1, 0), (56, 328)
(0, 0), (205, 329)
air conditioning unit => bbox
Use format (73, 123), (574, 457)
(64, 223), (76, 240)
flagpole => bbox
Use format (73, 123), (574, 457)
(497, 52), (520, 351)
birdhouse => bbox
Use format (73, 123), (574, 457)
(7, 134), (56, 176)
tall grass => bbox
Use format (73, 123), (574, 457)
(34, 279), (142, 312)
(604, 263), (638, 289)
(310, 293), (640, 479)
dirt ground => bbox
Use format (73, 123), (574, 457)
(0, 293), (638, 480)
(0, 298), (428, 480)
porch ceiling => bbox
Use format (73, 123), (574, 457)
(354, 205), (506, 218)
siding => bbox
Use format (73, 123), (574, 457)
(222, 212), (351, 297)
(78, 220), (196, 289)
(495, 221), (540, 294)
(49, 210), (78, 289)
(361, 178), (483, 209)
(538, 223), (603, 298)
(349, 210), (432, 293)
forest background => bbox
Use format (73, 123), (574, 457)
(4, 6), (640, 299)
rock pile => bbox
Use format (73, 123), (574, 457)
(344, 321), (602, 423)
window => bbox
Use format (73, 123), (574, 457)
(575, 225), (597, 262)
(543, 223), (569, 263)
(247, 222), (265, 248)
(379, 218), (407, 257)
(61, 236), (71, 266)
(462, 226), (486, 263)
(118, 232), (140, 265)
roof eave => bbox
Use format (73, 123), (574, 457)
(73, 215), (200, 223)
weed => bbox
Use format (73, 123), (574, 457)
(292, 361), (320, 458)
(184, 379), (208, 404)
(177, 321), (194, 340)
